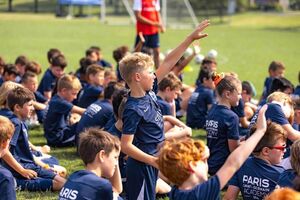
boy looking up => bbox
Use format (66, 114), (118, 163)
(119, 20), (210, 200)
(43, 74), (85, 147)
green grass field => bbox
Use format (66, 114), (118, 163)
(0, 9), (300, 199)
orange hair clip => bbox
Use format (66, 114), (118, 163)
(213, 72), (224, 86)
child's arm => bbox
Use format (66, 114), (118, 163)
(71, 105), (86, 115)
(163, 115), (186, 128)
(223, 185), (240, 200)
(156, 20), (209, 83)
(2, 151), (37, 179)
(44, 91), (52, 100)
(282, 124), (300, 141)
(134, 32), (145, 52)
(29, 141), (50, 153)
(32, 101), (47, 110)
(216, 105), (268, 189)
(121, 135), (158, 168)
(108, 164), (122, 195)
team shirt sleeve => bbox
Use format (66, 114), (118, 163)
(122, 107), (142, 135)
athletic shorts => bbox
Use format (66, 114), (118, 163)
(126, 157), (158, 200)
(16, 164), (56, 191)
(135, 33), (160, 48)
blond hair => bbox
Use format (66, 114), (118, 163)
(267, 91), (294, 123)
(119, 52), (154, 84)
(57, 74), (82, 92)
(157, 138), (206, 186)
(0, 81), (23, 109)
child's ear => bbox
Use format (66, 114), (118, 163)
(0, 140), (9, 151)
(188, 161), (196, 173)
(98, 150), (106, 162)
(14, 104), (21, 112)
(261, 147), (270, 156)
(134, 72), (141, 82)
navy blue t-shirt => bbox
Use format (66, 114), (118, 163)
(293, 85), (300, 100)
(8, 114), (35, 165)
(76, 99), (113, 135)
(206, 104), (240, 175)
(77, 84), (103, 108)
(250, 103), (289, 129)
(0, 77), (4, 87)
(0, 108), (14, 118)
(59, 170), (114, 200)
(107, 125), (127, 181)
(186, 85), (215, 129)
(97, 59), (112, 68)
(43, 94), (73, 145)
(34, 91), (48, 123)
(122, 79), (164, 155)
(156, 96), (172, 116)
(261, 77), (273, 101)
(277, 169), (297, 188)
(37, 68), (56, 95)
(169, 175), (220, 200)
(0, 165), (16, 200)
(228, 156), (284, 200)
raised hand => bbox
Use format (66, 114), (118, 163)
(189, 19), (210, 41)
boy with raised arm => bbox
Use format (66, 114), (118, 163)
(119, 20), (210, 200)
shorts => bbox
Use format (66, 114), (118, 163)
(16, 163), (56, 191)
(135, 33), (160, 48)
(126, 157), (158, 200)
(0, 166), (16, 199)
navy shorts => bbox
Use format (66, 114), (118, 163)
(0, 166), (16, 199)
(135, 33), (160, 48)
(126, 157), (158, 200)
(16, 163), (56, 191)
(49, 123), (77, 147)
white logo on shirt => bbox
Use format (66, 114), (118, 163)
(144, 107), (149, 112)
(59, 187), (78, 200)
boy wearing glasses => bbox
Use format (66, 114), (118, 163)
(224, 121), (286, 200)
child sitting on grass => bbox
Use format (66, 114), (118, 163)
(59, 128), (122, 200)
(224, 121), (286, 200)
(0, 116), (16, 200)
(77, 64), (105, 108)
(156, 105), (268, 200)
(2, 87), (66, 191)
(44, 74), (85, 147)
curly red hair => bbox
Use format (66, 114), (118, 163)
(157, 138), (206, 186)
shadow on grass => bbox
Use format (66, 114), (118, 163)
(262, 26), (300, 32)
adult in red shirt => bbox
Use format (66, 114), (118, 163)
(133, 0), (165, 69)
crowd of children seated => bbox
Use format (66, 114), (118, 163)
(1, 19), (300, 200)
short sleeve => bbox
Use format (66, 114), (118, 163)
(55, 100), (73, 115)
(133, 0), (142, 11)
(227, 114), (240, 140)
(228, 171), (239, 187)
(9, 120), (21, 147)
(155, 0), (160, 11)
(122, 108), (142, 135)
(266, 104), (289, 125)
